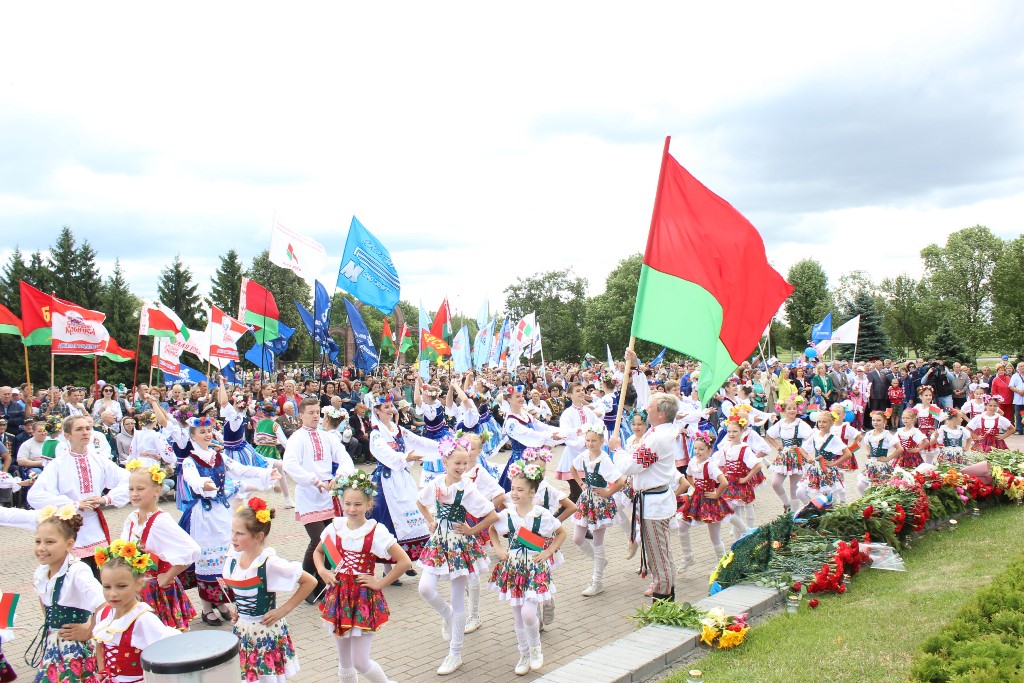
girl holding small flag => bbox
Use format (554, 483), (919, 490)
(912, 386), (945, 464)
(570, 426), (624, 597)
(796, 410), (853, 504)
(967, 397), (1014, 452)
(857, 411), (897, 494)
(488, 461), (566, 676)
(223, 498), (315, 683)
(764, 399), (813, 512)
(677, 430), (734, 559)
(315, 471), (411, 683)
(893, 409), (929, 470)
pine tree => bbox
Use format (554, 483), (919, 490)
(47, 226), (80, 302)
(927, 319), (971, 365)
(27, 251), (51, 295)
(76, 239), (104, 310)
(850, 290), (893, 360)
(1, 246), (28, 311)
(157, 254), (203, 328)
(210, 249), (244, 313)
(104, 259), (142, 348)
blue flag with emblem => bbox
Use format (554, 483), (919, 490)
(343, 298), (379, 373)
(336, 216), (401, 314)
(811, 313), (832, 342)
(221, 361), (240, 385)
(650, 347), (667, 367)
(295, 281), (339, 363)
(163, 362), (208, 386)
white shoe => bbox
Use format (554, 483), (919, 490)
(437, 655), (462, 675)
(464, 614), (481, 633)
(677, 556), (695, 573)
(283, 497), (295, 509)
(625, 541), (638, 559)
(529, 646), (544, 671)
(514, 654), (531, 676)
(441, 618), (452, 641)
(581, 582), (604, 597)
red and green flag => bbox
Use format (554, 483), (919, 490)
(220, 575), (263, 590)
(0, 592), (19, 629)
(431, 298), (452, 343)
(630, 138), (793, 406)
(321, 535), (343, 571)
(19, 280), (52, 346)
(928, 405), (943, 419)
(0, 304), (23, 338)
(381, 317), (396, 354)
(139, 302), (190, 341)
(239, 277), (281, 344)
(515, 526), (545, 553)
(86, 335), (136, 363)
(398, 323), (414, 354)
(422, 330), (451, 357)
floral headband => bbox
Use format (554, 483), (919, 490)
(95, 540), (157, 575)
(135, 411), (158, 428)
(374, 394), (397, 406)
(321, 406), (346, 420)
(125, 459), (167, 485)
(173, 405), (197, 423)
(330, 469), (376, 498)
(692, 430), (715, 447)
(504, 384), (526, 395)
(439, 436), (472, 459)
(581, 424), (605, 438)
(188, 416), (215, 428)
(726, 414), (749, 428)
(630, 409), (649, 423)
(37, 504), (77, 524)
(507, 459), (545, 481)
(521, 446), (553, 464)
(236, 496), (273, 524)
(44, 415), (64, 436)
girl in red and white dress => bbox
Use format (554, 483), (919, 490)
(961, 384), (988, 422)
(120, 461), (200, 629)
(857, 411), (897, 494)
(892, 409), (929, 470)
(677, 431), (733, 559)
(936, 411), (972, 466)
(829, 403), (862, 473)
(764, 400), (813, 513)
(967, 397), (1014, 453)
(912, 386), (945, 464)
(570, 426), (625, 598)
(796, 410), (854, 504)
(713, 418), (763, 536)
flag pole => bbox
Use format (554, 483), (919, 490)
(132, 326), (142, 396)
(611, 337), (636, 441)
(23, 344), (31, 387)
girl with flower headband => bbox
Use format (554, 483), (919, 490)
(828, 401), (863, 473)
(414, 376), (455, 479)
(712, 418), (764, 538)
(126, 410), (176, 499)
(178, 410), (280, 627)
(891, 408), (929, 469)
(967, 396), (1013, 453)
(223, 498), (316, 682)
(416, 436), (499, 675)
(796, 410), (853, 504)
(551, 382), (600, 501)
(488, 459), (566, 676)
(502, 384), (565, 492)
(453, 375), (504, 466)
(961, 384), (987, 422)
(118, 460), (200, 629)
(911, 386), (945, 464)
(315, 470), (411, 683)
(92, 544), (180, 682)
(857, 411), (898, 494)
(678, 429), (734, 560)
(29, 506), (104, 682)
(568, 425), (624, 597)
(764, 400), (814, 513)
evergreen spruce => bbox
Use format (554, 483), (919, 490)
(76, 240), (104, 310)
(47, 227), (80, 302)
(157, 254), (204, 328)
(927, 319), (971, 365)
(27, 251), (51, 295)
(1, 247), (28, 311)
(210, 249), (244, 313)
(850, 290), (893, 360)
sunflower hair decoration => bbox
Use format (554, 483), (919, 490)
(94, 540), (157, 575)
(329, 469), (376, 498)
(36, 504), (78, 524)
(726, 415), (748, 428)
(124, 460), (167, 485)
(236, 496), (273, 524)
(507, 459), (545, 481)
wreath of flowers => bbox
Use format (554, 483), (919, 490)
(504, 384), (526, 396)
(237, 496), (272, 523)
(581, 424), (606, 438)
(44, 415), (64, 437)
(36, 504), (77, 524)
(507, 459), (545, 481)
(521, 446), (553, 464)
(321, 406), (346, 420)
(124, 459), (167, 485)
(187, 416), (215, 428)
(329, 469), (376, 498)
(374, 393), (397, 406)
(171, 403), (196, 423)
(630, 409), (649, 424)
(692, 430), (716, 447)
(94, 539), (158, 575)
(439, 436), (472, 459)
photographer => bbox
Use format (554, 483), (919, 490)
(922, 359), (955, 410)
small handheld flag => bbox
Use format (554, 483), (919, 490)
(321, 535), (343, 571)
(220, 575), (263, 590)
(0, 592), (20, 629)
(515, 526), (546, 552)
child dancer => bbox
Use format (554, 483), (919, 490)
(858, 411), (897, 494)
(92, 544), (180, 682)
(967, 397), (1014, 452)
(893, 409), (929, 470)
(416, 437), (499, 675)
(29, 506), (104, 681)
(127, 410), (176, 499)
(570, 426), (624, 597)
(912, 386), (945, 464)
(489, 464), (566, 676)
(120, 461), (200, 629)
(415, 379), (454, 480)
(829, 403), (863, 472)
(223, 498), (316, 682)
(220, 380), (292, 507)
(553, 382), (601, 502)
(936, 411), (972, 466)
(961, 384), (987, 422)
(463, 433), (509, 634)
(764, 400), (813, 512)
(713, 419), (763, 535)
(796, 410), (853, 504)
(614, 411), (648, 559)
(315, 471), (411, 683)
(677, 431), (734, 559)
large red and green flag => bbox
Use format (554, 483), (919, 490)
(398, 323), (413, 354)
(321, 535), (343, 571)
(139, 302), (190, 341)
(431, 298), (452, 342)
(0, 304), (23, 337)
(380, 317), (396, 354)
(631, 138), (793, 406)
(86, 335), (136, 363)
(239, 277), (280, 345)
(0, 592), (19, 629)
(422, 331), (451, 356)
(19, 280), (52, 346)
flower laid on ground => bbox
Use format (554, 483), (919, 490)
(808, 599), (820, 609)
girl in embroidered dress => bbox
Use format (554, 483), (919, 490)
(503, 385), (565, 492)
(223, 499), (315, 683)
(764, 399), (813, 513)
(960, 384), (987, 423)
(857, 411), (897, 494)
(936, 411), (972, 466)
(713, 418), (763, 536)
(677, 432), (734, 559)
(462, 433), (509, 634)
(219, 379), (293, 508)
(178, 416), (279, 627)
(614, 411), (649, 559)
(416, 438), (499, 675)
(967, 397), (1014, 453)
(253, 400), (289, 464)
(315, 471), (410, 683)
(489, 465), (566, 676)
(892, 409), (929, 470)
(829, 402), (863, 472)
(912, 386), (945, 464)
(30, 508), (103, 683)
(796, 410), (853, 504)
(120, 462), (200, 629)
(126, 410), (176, 499)
(92, 545), (179, 683)
(570, 426), (624, 597)
(414, 378), (454, 480)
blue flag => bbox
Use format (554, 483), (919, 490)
(473, 317), (494, 370)
(295, 282), (339, 363)
(490, 318), (509, 367)
(476, 300), (489, 330)
(452, 326), (472, 373)
(650, 348), (667, 367)
(163, 362), (208, 386)
(336, 216), (401, 314)
(244, 322), (295, 372)
(221, 361), (240, 385)
(343, 298), (379, 373)
(811, 313), (832, 342)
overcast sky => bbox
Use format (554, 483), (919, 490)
(1, 2), (1022, 322)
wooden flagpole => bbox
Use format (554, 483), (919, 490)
(23, 345), (31, 387)
(131, 324), (142, 395)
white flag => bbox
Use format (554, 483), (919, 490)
(831, 315), (861, 345)
(269, 221), (328, 280)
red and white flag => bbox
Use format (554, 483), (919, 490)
(151, 337), (181, 375)
(207, 305), (249, 362)
(51, 298), (109, 356)
(140, 302), (190, 340)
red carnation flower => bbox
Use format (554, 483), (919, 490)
(862, 505), (875, 519)
(792, 582), (802, 592)
(808, 599), (819, 608)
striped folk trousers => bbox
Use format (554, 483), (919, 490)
(641, 517), (674, 597)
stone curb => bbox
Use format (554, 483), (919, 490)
(533, 584), (785, 682)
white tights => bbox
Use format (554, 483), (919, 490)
(419, 572), (469, 657)
(772, 473), (799, 508)
(572, 524), (606, 552)
(334, 635), (391, 682)
(728, 502), (751, 537)
(511, 602), (541, 652)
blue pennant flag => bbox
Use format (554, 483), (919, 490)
(163, 362), (208, 386)
(295, 282), (339, 363)
(244, 322), (295, 373)
(343, 298), (379, 373)
(452, 325), (472, 373)
(473, 317), (494, 370)
(336, 216), (401, 314)
(650, 347), (667, 367)
(489, 318), (509, 367)
(811, 313), (832, 342)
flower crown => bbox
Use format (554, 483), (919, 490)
(507, 459), (545, 481)
(330, 469), (376, 498)
(135, 411), (158, 428)
(726, 414), (749, 428)
(521, 446), (553, 464)
(36, 504), (77, 524)
(504, 384), (525, 395)
(188, 416), (215, 428)
(321, 406), (346, 420)
(692, 430), (716, 447)
(630, 409), (649, 423)
(236, 496), (273, 523)
(439, 436), (472, 459)
(44, 415), (64, 437)
(125, 459), (167, 485)
(95, 540), (157, 575)
(374, 394), (397, 406)
(581, 424), (605, 438)
(232, 392), (245, 403)
(172, 404), (196, 423)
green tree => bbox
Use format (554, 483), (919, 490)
(783, 258), (832, 348)
(1, 246), (28, 311)
(849, 290), (893, 361)
(210, 249), (244, 313)
(878, 275), (936, 358)
(157, 255), (204, 329)
(47, 226), (81, 303)
(27, 251), (51, 295)
(76, 239), (104, 310)
(991, 234), (1024, 357)
(926, 319), (971, 365)
(583, 253), (661, 361)
(833, 270), (875, 322)
(504, 268), (588, 361)
(96, 260), (144, 386)
(921, 225), (1003, 353)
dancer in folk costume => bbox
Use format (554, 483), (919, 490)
(163, 403), (197, 511)
(892, 409), (929, 470)
(367, 395), (432, 564)
(960, 384), (987, 423)
(553, 383), (601, 501)
(829, 402), (863, 472)
(857, 411), (897, 494)
(967, 396), (1014, 453)
(253, 400), (289, 464)
(730, 405), (771, 490)
(935, 411), (972, 467)
(500, 386), (564, 492)
(462, 432), (509, 634)
(489, 463), (566, 676)
(283, 398), (355, 603)
(416, 437), (499, 675)
(222, 498), (316, 683)
(28, 415), (130, 568)
(91, 545), (179, 683)
(764, 399), (814, 512)
(912, 386), (945, 464)
(126, 410), (176, 498)
(713, 418), (762, 536)
(677, 430), (734, 559)
(600, 377), (633, 445)
(119, 461), (200, 629)
(796, 409), (854, 504)
(452, 381), (500, 476)
(29, 507), (103, 683)
(414, 378), (454, 480)
(315, 471), (411, 683)
(613, 411), (649, 559)
(570, 426), (624, 597)
(177, 415), (279, 626)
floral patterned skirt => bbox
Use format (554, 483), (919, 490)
(937, 447), (968, 467)
(677, 492), (733, 524)
(837, 454), (859, 471)
(33, 632), (99, 683)
(976, 434), (1007, 453)
(573, 492), (617, 530)
(234, 618), (298, 682)
(858, 460), (893, 487)
(896, 452), (923, 470)
(418, 525), (490, 579)
(800, 461), (844, 495)
(488, 554), (555, 606)
(319, 574), (389, 638)
(771, 448), (806, 476)
(141, 576), (197, 630)
(723, 478), (756, 505)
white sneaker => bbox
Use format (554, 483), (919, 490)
(625, 541), (638, 559)
(464, 614), (481, 633)
(441, 618), (452, 641)
(437, 655), (462, 675)
(529, 646), (544, 671)
(283, 498), (295, 509)
(581, 582), (604, 597)
(514, 654), (531, 676)
(677, 556), (695, 573)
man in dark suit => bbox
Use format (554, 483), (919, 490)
(867, 360), (889, 415)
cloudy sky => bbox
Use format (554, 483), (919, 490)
(1, 2), (1022, 322)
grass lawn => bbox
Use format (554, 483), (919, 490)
(661, 504), (1024, 683)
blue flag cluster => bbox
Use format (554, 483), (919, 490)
(344, 298), (379, 373)
(296, 281), (340, 363)
(244, 321), (295, 373)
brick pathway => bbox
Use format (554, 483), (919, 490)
(6, 437), (1020, 682)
